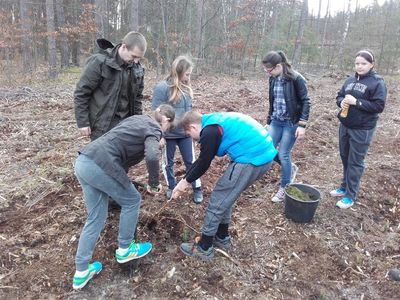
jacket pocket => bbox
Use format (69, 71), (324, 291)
(229, 163), (237, 180)
(100, 67), (117, 94)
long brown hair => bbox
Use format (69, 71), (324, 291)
(262, 50), (296, 80)
(166, 55), (194, 104)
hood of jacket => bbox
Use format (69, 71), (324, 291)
(95, 38), (122, 70)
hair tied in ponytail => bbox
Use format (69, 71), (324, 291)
(277, 51), (286, 62)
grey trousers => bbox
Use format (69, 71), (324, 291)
(339, 124), (375, 200)
(202, 161), (272, 236)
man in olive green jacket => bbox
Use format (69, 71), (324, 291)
(74, 31), (147, 140)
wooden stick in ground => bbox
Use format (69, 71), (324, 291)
(215, 248), (239, 266)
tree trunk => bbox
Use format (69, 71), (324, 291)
(19, 0), (34, 70)
(176, 0), (189, 56)
(188, 2), (192, 53)
(196, 0), (205, 59)
(240, 26), (253, 79)
(338, 0), (352, 70)
(160, 0), (171, 68)
(55, 0), (69, 68)
(292, 0), (308, 65)
(377, 3), (391, 70)
(286, 0), (296, 42)
(95, 0), (108, 38)
(70, 0), (81, 66)
(320, 0), (330, 67)
(315, 0), (322, 35)
(45, 0), (57, 77)
(253, 0), (271, 70)
(129, 0), (139, 31)
(270, 0), (278, 49)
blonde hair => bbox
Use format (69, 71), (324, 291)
(166, 55), (194, 104)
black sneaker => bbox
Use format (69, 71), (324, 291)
(193, 188), (203, 204)
(213, 236), (232, 250)
(166, 189), (173, 200)
(180, 241), (214, 260)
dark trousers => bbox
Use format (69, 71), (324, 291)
(202, 162), (271, 236)
(339, 124), (375, 200)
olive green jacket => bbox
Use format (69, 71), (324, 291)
(74, 38), (144, 140)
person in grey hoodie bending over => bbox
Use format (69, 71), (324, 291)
(152, 55), (203, 204)
(72, 105), (175, 290)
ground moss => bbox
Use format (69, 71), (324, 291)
(286, 186), (315, 201)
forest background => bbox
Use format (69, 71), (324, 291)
(1, 0), (400, 82)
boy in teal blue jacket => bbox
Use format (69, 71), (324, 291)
(171, 111), (277, 259)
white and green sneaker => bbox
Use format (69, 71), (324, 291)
(72, 261), (102, 290)
(336, 197), (354, 209)
(330, 187), (346, 197)
(115, 240), (152, 263)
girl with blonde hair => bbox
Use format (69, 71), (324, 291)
(152, 55), (203, 203)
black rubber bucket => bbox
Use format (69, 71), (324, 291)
(284, 183), (321, 223)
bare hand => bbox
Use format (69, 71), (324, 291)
(295, 127), (305, 139)
(344, 94), (357, 106)
(79, 127), (91, 137)
(171, 179), (189, 200)
(159, 138), (166, 149)
(340, 100), (350, 110)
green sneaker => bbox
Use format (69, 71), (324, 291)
(72, 261), (102, 290)
(180, 241), (214, 260)
(115, 240), (152, 263)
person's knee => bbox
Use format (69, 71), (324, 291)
(123, 195), (141, 208)
(279, 151), (290, 162)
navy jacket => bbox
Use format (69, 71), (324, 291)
(336, 70), (386, 130)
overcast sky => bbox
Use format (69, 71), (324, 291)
(308, 0), (387, 16)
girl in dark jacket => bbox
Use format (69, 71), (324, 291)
(262, 51), (310, 203)
(331, 49), (387, 209)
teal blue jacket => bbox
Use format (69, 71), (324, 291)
(202, 112), (277, 166)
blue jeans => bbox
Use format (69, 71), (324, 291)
(74, 154), (141, 271)
(268, 119), (297, 187)
(163, 137), (201, 190)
